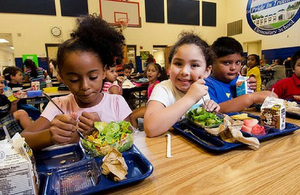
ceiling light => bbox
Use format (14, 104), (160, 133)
(0, 39), (9, 43)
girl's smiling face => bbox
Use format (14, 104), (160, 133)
(59, 51), (106, 108)
(169, 44), (211, 93)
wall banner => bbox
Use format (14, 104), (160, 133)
(246, 0), (300, 35)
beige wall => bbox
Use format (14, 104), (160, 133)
(0, 0), (225, 59)
(0, 0), (299, 62)
(226, 0), (300, 52)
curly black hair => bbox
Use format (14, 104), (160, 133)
(168, 31), (215, 67)
(57, 15), (125, 71)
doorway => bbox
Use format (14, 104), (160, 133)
(126, 45), (137, 70)
(0, 33), (15, 72)
(45, 44), (60, 61)
(243, 41), (262, 58)
(153, 45), (167, 68)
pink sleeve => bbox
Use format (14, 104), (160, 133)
(115, 95), (132, 121)
(41, 100), (63, 122)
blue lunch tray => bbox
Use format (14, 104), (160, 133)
(35, 144), (153, 195)
(173, 112), (300, 153)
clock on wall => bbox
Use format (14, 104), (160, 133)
(51, 26), (61, 37)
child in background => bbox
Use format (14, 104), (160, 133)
(0, 76), (32, 140)
(102, 64), (123, 95)
(271, 49), (300, 99)
(3, 66), (41, 120)
(144, 32), (219, 137)
(123, 64), (133, 80)
(23, 59), (47, 88)
(205, 37), (275, 113)
(3, 66), (23, 89)
(246, 54), (261, 91)
(130, 63), (168, 129)
(22, 15), (131, 150)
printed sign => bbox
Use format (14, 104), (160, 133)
(22, 54), (39, 67)
(246, 0), (300, 35)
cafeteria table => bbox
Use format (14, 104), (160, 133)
(123, 84), (148, 109)
(101, 110), (300, 194)
(21, 90), (70, 111)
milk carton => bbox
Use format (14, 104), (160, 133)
(0, 133), (39, 194)
(260, 96), (286, 130)
(236, 76), (254, 96)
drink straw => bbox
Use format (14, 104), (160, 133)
(166, 133), (172, 158)
(202, 97), (206, 107)
(3, 126), (11, 141)
(43, 92), (64, 114)
(270, 88), (274, 97)
(43, 92), (85, 139)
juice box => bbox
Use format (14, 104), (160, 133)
(236, 76), (254, 96)
(260, 96), (286, 130)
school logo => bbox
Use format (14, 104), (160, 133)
(246, 0), (300, 35)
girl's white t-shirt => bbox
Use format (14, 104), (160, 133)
(148, 79), (210, 109)
(41, 93), (132, 122)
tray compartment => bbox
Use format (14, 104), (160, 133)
(34, 144), (85, 174)
(41, 145), (153, 195)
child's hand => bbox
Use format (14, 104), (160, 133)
(49, 113), (78, 145)
(185, 79), (208, 103)
(247, 76), (257, 91)
(203, 100), (220, 112)
(78, 111), (100, 136)
(116, 76), (124, 86)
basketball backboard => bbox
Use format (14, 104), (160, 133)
(99, 0), (141, 27)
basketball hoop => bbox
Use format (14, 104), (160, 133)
(116, 18), (129, 34)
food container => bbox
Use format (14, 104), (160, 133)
(27, 90), (43, 97)
(81, 121), (134, 157)
(31, 81), (40, 90)
(185, 107), (223, 128)
(43, 87), (58, 93)
(260, 96), (286, 130)
(51, 158), (101, 195)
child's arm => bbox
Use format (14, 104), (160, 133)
(21, 113), (78, 150)
(219, 91), (277, 113)
(9, 99), (19, 113)
(144, 79), (208, 137)
(21, 117), (53, 150)
(109, 85), (122, 95)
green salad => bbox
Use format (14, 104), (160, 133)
(186, 107), (223, 128)
(81, 121), (133, 157)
